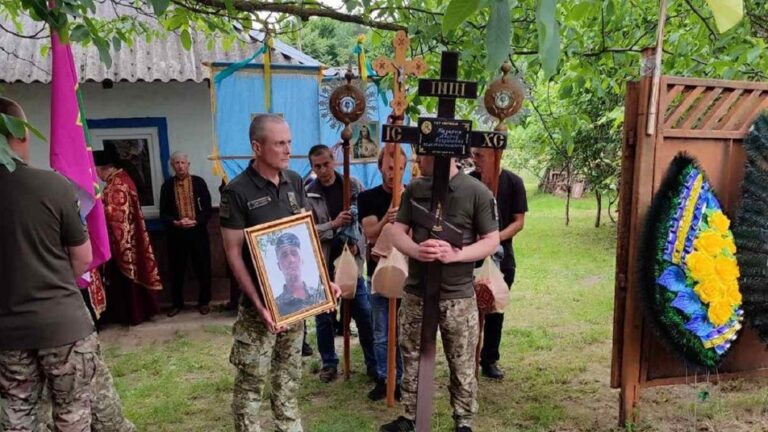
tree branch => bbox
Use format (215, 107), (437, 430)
(186, 0), (405, 31)
(683, 0), (718, 39)
(0, 21), (47, 39)
(0, 45), (49, 75)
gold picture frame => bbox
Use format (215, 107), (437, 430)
(244, 212), (336, 327)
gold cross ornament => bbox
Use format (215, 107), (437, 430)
(372, 31), (427, 118)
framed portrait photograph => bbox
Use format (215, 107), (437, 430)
(244, 212), (336, 327)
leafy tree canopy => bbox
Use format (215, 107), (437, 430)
(3, 0), (768, 223)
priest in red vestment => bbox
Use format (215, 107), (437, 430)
(94, 145), (162, 325)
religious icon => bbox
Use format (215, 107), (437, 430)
(244, 212), (336, 327)
(100, 139), (154, 207)
(351, 121), (380, 161)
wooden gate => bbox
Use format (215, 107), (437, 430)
(611, 71), (768, 425)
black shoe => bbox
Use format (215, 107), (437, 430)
(366, 367), (378, 382)
(379, 416), (414, 432)
(368, 379), (386, 401)
(319, 366), (338, 383)
(481, 362), (504, 380)
(456, 426), (473, 432)
(166, 307), (182, 318)
(302, 342), (313, 357)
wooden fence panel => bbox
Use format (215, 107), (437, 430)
(612, 74), (768, 426)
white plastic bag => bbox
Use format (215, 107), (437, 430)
(473, 256), (510, 313)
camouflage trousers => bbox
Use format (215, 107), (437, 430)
(0, 336), (135, 432)
(0, 333), (98, 432)
(20, 347), (136, 432)
(399, 293), (479, 428)
(87, 348), (135, 432)
(230, 311), (304, 432)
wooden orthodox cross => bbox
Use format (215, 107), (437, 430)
(373, 31), (428, 120)
(372, 30), (427, 407)
(380, 51), (508, 432)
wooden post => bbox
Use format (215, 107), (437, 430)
(386, 133), (406, 406)
(646, 0), (669, 135)
(619, 48), (657, 427)
(474, 148), (503, 377)
(343, 138), (352, 381)
(373, 31), (427, 406)
(327, 68), (366, 382)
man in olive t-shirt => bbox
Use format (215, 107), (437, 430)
(0, 97), (98, 431)
(380, 156), (500, 432)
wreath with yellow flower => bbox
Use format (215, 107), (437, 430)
(642, 154), (742, 369)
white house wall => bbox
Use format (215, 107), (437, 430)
(3, 80), (225, 205)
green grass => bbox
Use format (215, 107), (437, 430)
(103, 182), (768, 431)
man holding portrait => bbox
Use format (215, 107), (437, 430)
(220, 114), (340, 432)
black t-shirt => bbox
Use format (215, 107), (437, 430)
(321, 173), (344, 221)
(471, 169), (528, 270)
(357, 184), (393, 278)
(0, 164), (94, 350)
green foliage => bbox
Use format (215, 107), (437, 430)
(441, 0), (482, 34)
(487, 0), (512, 71)
(149, 0), (171, 16)
(536, 0), (560, 79)
(5, 0), (768, 224)
(278, 19), (370, 67)
(0, 113), (45, 172)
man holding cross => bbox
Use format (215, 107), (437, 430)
(381, 155), (499, 432)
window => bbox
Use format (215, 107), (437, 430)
(90, 124), (167, 218)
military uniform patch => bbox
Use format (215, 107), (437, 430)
(287, 191), (301, 214)
(76, 198), (87, 227)
(220, 196), (231, 219)
(247, 196), (271, 209)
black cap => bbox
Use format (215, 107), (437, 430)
(275, 232), (301, 253)
(93, 144), (118, 167)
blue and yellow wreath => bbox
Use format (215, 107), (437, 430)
(641, 154), (743, 369)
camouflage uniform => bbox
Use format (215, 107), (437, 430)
(220, 164), (310, 432)
(11, 344), (136, 432)
(275, 283), (326, 317)
(90, 349), (136, 432)
(399, 293), (479, 427)
(0, 332), (98, 432)
(19, 344), (136, 432)
(394, 172), (498, 429)
(230, 304), (304, 432)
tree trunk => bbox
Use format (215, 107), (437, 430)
(608, 191), (618, 224)
(595, 189), (602, 228)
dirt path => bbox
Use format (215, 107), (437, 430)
(99, 308), (236, 349)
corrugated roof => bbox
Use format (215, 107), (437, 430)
(0, 4), (321, 84)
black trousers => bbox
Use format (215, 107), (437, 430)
(480, 267), (516, 366)
(168, 226), (212, 308)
